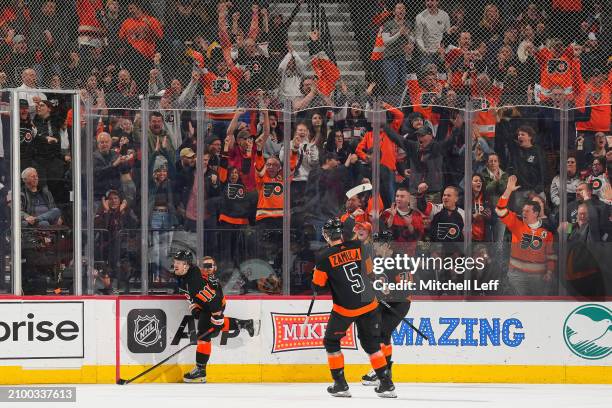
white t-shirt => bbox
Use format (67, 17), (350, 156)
(16, 84), (47, 108)
(415, 8), (450, 53)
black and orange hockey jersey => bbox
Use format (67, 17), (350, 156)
(178, 265), (227, 316)
(218, 155), (251, 225)
(496, 196), (557, 274)
(312, 239), (378, 317)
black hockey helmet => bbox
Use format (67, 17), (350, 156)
(173, 250), (193, 265)
(373, 230), (393, 243)
(322, 217), (343, 242)
(323, 217), (343, 233)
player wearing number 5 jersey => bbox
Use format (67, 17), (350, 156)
(173, 252), (256, 383)
(312, 218), (396, 398)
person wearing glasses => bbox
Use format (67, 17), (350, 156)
(550, 154), (581, 209)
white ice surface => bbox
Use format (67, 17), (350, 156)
(12, 383), (612, 408)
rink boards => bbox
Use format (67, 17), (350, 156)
(0, 296), (611, 384)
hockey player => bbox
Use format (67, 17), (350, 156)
(312, 218), (396, 398)
(173, 251), (255, 383)
(362, 230), (412, 386)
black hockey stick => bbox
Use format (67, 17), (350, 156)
(303, 293), (316, 325)
(377, 298), (429, 341)
(117, 327), (216, 385)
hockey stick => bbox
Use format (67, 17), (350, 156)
(117, 327), (216, 385)
(303, 293), (316, 325)
(377, 298), (429, 341)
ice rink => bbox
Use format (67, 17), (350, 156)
(9, 383), (612, 408)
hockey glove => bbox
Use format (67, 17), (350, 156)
(189, 303), (202, 320)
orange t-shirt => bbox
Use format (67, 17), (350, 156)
(576, 82), (611, 132)
(201, 66), (243, 120)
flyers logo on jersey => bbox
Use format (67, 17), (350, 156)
(420, 92), (438, 106)
(212, 78), (232, 94)
(437, 223), (461, 240)
(263, 182), (283, 197)
(547, 59), (568, 75)
(271, 312), (357, 353)
(520, 234), (544, 250)
(472, 97), (491, 110)
(227, 183), (245, 199)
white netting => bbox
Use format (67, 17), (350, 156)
(0, 1), (608, 109)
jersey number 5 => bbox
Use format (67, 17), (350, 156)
(343, 262), (365, 294)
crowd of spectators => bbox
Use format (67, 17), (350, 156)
(0, 0), (610, 296)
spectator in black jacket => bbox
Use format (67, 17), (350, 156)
(32, 100), (66, 205)
(505, 125), (547, 211)
(94, 189), (139, 293)
(385, 123), (457, 206)
(303, 151), (358, 241)
(93, 131), (122, 209)
(567, 182), (610, 241)
(561, 203), (605, 298)
(174, 147), (196, 225)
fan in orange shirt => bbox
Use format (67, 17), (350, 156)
(495, 175), (557, 296)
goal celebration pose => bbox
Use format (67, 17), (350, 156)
(312, 218), (396, 398)
(172, 251), (255, 383)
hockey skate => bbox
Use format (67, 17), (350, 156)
(374, 371), (397, 398)
(327, 377), (351, 398)
(361, 368), (379, 386)
(183, 365), (206, 383)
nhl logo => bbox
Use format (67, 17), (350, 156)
(134, 315), (161, 347)
(127, 309), (167, 353)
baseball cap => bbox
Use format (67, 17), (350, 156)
(353, 221), (372, 233)
(415, 126), (433, 137)
(180, 147), (196, 158)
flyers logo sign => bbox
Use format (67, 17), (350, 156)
(547, 59), (568, 75)
(520, 234), (543, 250)
(263, 182), (283, 197)
(437, 223), (461, 240)
(212, 78), (232, 94)
(271, 312), (357, 353)
(227, 183), (245, 199)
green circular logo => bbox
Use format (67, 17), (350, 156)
(563, 304), (612, 360)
